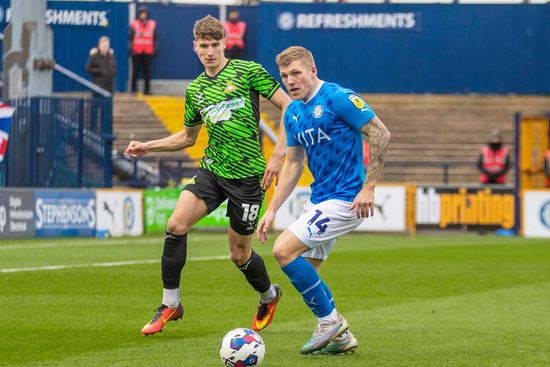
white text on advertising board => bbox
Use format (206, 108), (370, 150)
(1, 7), (109, 27)
(0, 196), (33, 233)
(277, 12), (416, 31)
(36, 198), (96, 229)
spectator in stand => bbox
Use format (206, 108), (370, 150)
(85, 36), (117, 95)
(224, 9), (246, 60)
(478, 129), (510, 185)
(544, 148), (550, 188)
(129, 6), (157, 95)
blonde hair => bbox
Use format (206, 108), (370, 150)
(193, 15), (224, 41)
(275, 46), (315, 68)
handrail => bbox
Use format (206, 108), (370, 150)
(259, 118), (278, 143)
(385, 161), (473, 167)
(384, 161), (474, 185)
(121, 157), (484, 187)
(53, 64), (112, 97)
(0, 32), (111, 97)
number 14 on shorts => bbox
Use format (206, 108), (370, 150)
(307, 209), (331, 236)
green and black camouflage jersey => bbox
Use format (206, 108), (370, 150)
(184, 59), (280, 179)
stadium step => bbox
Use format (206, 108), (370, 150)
(260, 94), (550, 185)
(112, 93), (195, 183)
(136, 94), (209, 162)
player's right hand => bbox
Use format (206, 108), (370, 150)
(124, 141), (148, 157)
(256, 211), (274, 244)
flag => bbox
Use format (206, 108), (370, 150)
(0, 102), (16, 163)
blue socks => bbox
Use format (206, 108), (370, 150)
(281, 256), (334, 318)
(321, 280), (335, 308)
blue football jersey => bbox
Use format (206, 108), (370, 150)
(285, 81), (375, 204)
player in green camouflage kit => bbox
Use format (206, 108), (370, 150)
(125, 15), (290, 336)
(184, 58), (278, 179)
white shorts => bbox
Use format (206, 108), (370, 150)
(287, 199), (365, 260)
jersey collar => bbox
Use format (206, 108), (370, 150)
(303, 80), (324, 105)
(204, 58), (230, 80)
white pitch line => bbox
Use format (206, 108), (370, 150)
(0, 255), (229, 273)
(0, 236), (227, 251)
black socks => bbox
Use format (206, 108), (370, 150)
(238, 250), (271, 293)
(161, 232), (187, 289)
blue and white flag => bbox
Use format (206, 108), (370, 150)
(0, 102), (16, 163)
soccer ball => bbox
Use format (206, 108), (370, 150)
(219, 328), (265, 366)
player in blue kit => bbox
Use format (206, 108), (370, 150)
(257, 46), (390, 355)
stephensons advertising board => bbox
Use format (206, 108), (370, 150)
(35, 190), (96, 237)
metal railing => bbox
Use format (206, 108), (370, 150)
(0, 31), (114, 188)
(113, 155), (198, 188)
(1, 96), (113, 188)
(53, 64), (112, 98)
(118, 118), (279, 188)
(384, 161), (477, 185)
(119, 158), (480, 188)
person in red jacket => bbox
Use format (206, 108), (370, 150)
(363, 138), (369, 170)
(129, 6), (157, 95)
(478, 129), (510, 185)
(544, 149), (550, 188)
(224, 10), (246, 60)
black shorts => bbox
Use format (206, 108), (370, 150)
(183, 169), (264, 235)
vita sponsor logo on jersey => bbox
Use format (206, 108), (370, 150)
(201, 98), (245, 125)
(295, 127), (332, 147)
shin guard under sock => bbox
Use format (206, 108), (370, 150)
(281, 256), (334, 318)
(161, 232), (187, 289)
(238, 250), (271, 293)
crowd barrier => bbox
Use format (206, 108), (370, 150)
(2, 185), (549, 239)
(0, 96), (113, 188)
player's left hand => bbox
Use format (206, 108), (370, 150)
(350, 186), (375, 218)
(262, 154), (283, 190)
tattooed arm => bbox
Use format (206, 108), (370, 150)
(350, 116), (390, 218)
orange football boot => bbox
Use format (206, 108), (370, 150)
(141, 304), (184, 335)
(252, 284), (282, 332)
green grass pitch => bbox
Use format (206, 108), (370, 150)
(1, 233), (549, 366)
